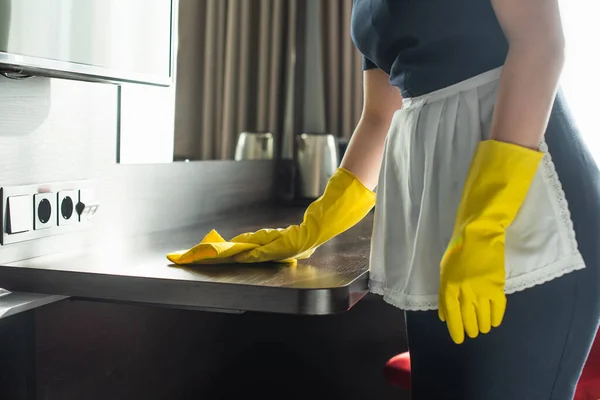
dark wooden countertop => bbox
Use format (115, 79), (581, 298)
(0, 208), (373, 315)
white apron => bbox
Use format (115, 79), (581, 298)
(369, 67), (586, 311)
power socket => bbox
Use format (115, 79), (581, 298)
(57, 190), (78, 226)
(34, 193), (55, 230)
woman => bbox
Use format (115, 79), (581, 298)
(232, 0), (600, 397)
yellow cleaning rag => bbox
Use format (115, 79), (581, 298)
(166, 230), (295, 265)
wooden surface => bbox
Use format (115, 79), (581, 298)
(29, 295), (409, 400)
(0, 311), (36, 400)
(0, 208), (373, 315)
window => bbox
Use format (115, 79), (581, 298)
(559, 1), (600, 162)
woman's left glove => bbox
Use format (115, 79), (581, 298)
(439, 140), (543, 344)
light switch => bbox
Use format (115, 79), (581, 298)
(6, 195), (32, 234)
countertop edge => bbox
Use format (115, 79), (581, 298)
(0, 266), (370, 315)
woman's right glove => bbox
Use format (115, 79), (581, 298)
(439, 140), (543, 344)
(231, 168), (376, 263)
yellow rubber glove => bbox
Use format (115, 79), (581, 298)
(232, 168), (376, 263)
(439, 140), (543, 344)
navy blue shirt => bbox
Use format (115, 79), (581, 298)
(351, 0), (509, 97)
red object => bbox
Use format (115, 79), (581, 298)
(575, 331), (600, 400)
(384, 332), (600, 398)
(383, 352), (411, 390)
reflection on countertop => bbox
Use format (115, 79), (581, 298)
(0, 291), (67, 319)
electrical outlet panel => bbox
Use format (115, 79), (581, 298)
(1, 180), (99, 245)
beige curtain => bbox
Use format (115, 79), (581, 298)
(174, 0), (292, 160)
(321, 0), (363, 139)
(174, 0), (362, 160)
